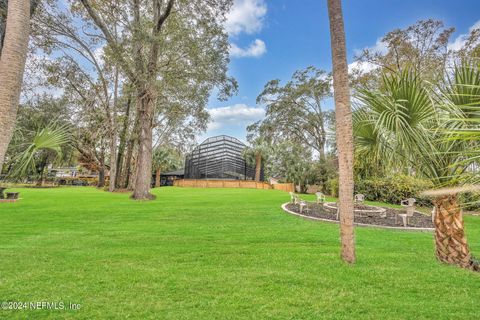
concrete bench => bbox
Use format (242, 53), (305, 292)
(315, 192), (326, 204)
(354, 194), (365, 204)
(6, 192), (19, 200)
(396, 198), (416, 227)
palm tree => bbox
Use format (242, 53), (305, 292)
(152, 147), (181, 188)
(244, 137), (270, 182)
(327, 0), (356, 263)
(356, 67), (479, 271)
(0, 0), (31, 168)
(9, 122), (71, 185)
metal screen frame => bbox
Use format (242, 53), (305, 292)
(184, 135), (262, 180)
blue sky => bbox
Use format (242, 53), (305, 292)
(204, 0), (480, 142)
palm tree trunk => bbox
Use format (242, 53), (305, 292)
(0, 0), (30, 168)
(0, 0), (38, 54)
(254, 153), (262, 181)
(433, 195), (478, 271)
(327, 0), (356, 264)
(155, 168), (161, 187)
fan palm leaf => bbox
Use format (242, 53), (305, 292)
(355, 69), (439, 177)
(9, 122), (71, 179)
(443, 61), (480, 184)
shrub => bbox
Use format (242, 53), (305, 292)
(57, 177), (98, 186)
(355, 175), (433, 206)
(459, 192), (480, 211)
(326, 177), (339, 197)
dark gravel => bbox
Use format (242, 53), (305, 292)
(285, 202), (434, 228)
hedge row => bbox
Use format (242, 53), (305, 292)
(57, 177), (98, 186)
(354, 175), (434, 206)
(324, 175), (433, 206)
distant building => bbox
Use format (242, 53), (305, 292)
(159, 169), (185, 186)
(184, 135), (262, 180)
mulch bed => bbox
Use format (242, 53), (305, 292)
(285, 202), (434, 228)
(0, 199), (19, 203)
(24, 185), (58, 188)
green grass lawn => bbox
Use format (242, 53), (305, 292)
(0, 187), (479, 319)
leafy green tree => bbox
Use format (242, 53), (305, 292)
(79, 0), (236, 200)
(353, 19), (454, 88)
(255, 66), (333, 161)
(74, 106), (110, 188)
(31, 1), (123, 192)
(152, 147), (182, 187)
(265, 141), (312, 193)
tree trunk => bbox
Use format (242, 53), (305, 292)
(319, 142), (326, 162)
(107, 66), (119, 192)
(123, 110), (138, 189)
(98, 145), (105, 188)
(127, 152), (137, 191)
(254, 152), (262, 181)
(327, 0), (356, 264)
(155, 168), (161, 187)
(36, 168), (44, 187)
(98, 167), (105, 188)
(131, 90), (154, 200)
(108, 134), (117, 191)
(0, 0), (30, 168)
(433, 195), (478, 271)
(124, 138), (135, 189)
(115, 94), (132, 188)
(126, 132), (138, 191)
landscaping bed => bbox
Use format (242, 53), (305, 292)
(285, 202), (434, 229)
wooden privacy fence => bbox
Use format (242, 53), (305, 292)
(173, 179), (294, 192)
(272, 183), (295, 193)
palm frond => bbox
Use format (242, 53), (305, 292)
(9, 122), (71, 179)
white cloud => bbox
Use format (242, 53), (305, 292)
(226, 0), (267, 59)
(226, 0), (267, 36)
(348, 38), (387, 74)
(448, 20), (480, 51)
(352, 38), (388, 57)
(230, 39), (266, 58)
(92, 45), (105, 66)
(207, 104), (265, 131)
(348, 60), (378, 74)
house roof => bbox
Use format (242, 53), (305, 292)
(161, 169), (185, 176)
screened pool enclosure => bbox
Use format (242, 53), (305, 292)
(184, 135), (262, 180)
